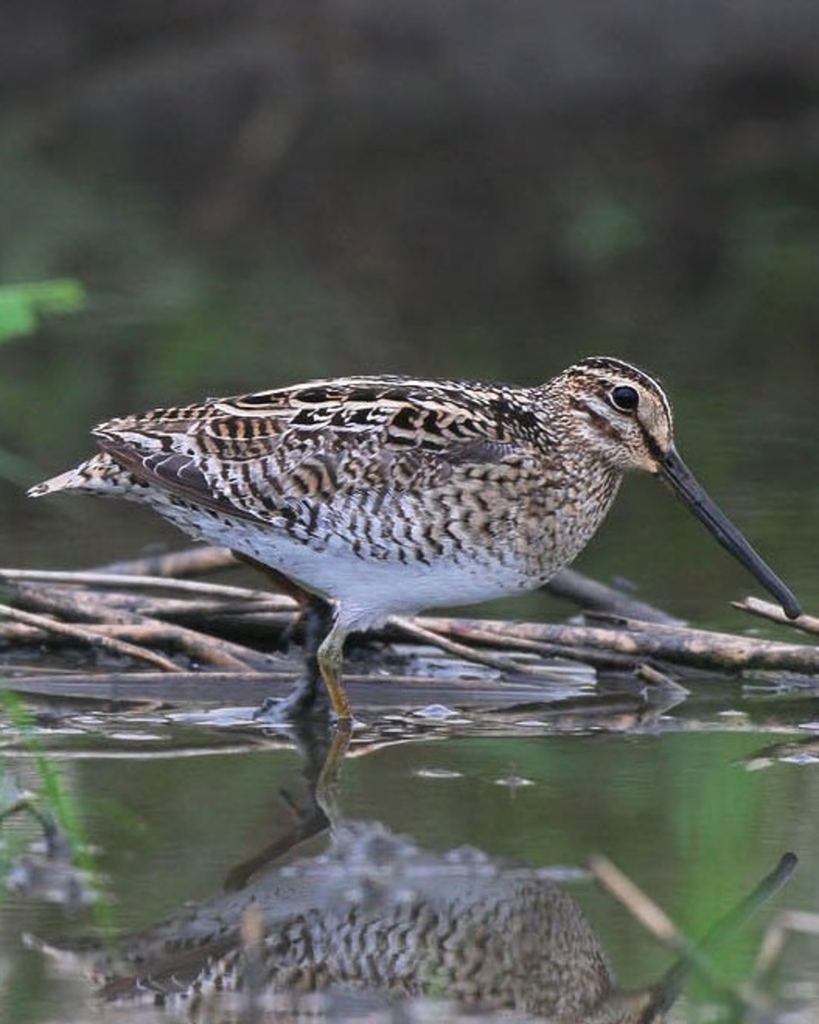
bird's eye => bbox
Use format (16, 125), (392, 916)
(610, 385), (640, 412)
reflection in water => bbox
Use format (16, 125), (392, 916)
(25, 723), (795, 1024)
(87, 826), (631, 1020)
(739, 734), (819, 771)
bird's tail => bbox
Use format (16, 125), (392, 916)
(28, 452), (132, 499)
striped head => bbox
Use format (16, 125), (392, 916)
(545, 356), (674, 473)
(544, 355), (801, 620)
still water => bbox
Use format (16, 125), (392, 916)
(2, 685), (819, 1021)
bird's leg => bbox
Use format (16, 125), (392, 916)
(233, 552), (339, 721)
(252, 598), (336, 721)
(232, 552), (312, 621)
(316, 614), (352, 722)
(297, 598), (335, 712)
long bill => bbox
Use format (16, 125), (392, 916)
(659, 447), (801, 619)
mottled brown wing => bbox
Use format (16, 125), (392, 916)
(97, 431), (526, 529)
(93, 386), (535, 528)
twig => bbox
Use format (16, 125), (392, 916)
(399, 617), (654, 671)
(0, 622), (47, 642)
(93, 546), (238, 578)
(591, 854), (682, 943)
(389, 616), (596, 680)
(0, 602), (178, 671)
(734, 596), (819, 636)
(418, 615), (819, 676)
(85, 624), (260, 671)
(755, 909), (819, 976)
(8, 582), (276, 672)
(0, 567), (294, 605)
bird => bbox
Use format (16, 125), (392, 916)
(28, 356), (801, 721)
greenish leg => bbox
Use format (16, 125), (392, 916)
(235, 550), (349, 719)
(317, 619), (352, 721)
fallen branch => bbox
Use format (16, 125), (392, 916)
(2, 557), (818, 695)
(734, 595), (819, 636)
(85, 624), (256, 672)
(0, 602), (178, 672)
(8, 581), (278, 672)
(390, 616), (598, 679)
(544, 567), (682, 625)
(92, 546), (239, 578)
(0, 567), (295, 605)
(392, 617), (641, 670)
(418, 614), (819, 676)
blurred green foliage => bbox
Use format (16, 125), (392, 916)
(0, 280), (85, 344)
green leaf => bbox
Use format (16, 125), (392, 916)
(0, 279), (86, 343)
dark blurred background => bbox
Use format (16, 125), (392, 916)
(1, 0), (817, 614)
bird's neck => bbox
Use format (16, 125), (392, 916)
(525, 442), (623, 583)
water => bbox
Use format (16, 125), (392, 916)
(2, 689), (818, 1021)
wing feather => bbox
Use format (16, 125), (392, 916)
(92, 379), (542, 527)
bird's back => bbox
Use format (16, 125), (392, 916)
(28, 374), (620, 622)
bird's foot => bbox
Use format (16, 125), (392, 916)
(252, 676), (331, 724)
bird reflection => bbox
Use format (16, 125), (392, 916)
(27, 723), (795, 1023)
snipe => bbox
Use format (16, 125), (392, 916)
(29, 356), (801, 720)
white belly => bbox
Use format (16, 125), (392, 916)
(159, 502), (534, 632)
